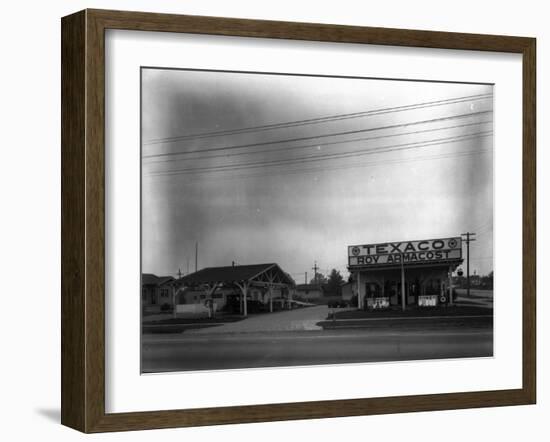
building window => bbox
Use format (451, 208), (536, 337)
(385, 281), (397, 297)
(425, 279), (441, 296)
(366, 282), (381, 297)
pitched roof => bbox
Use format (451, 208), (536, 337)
(142, 274), (174, 286)
(157, 276), (175, 286)
(178, 263), (294, 286)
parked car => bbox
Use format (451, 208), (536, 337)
(328, 300), (348, 308)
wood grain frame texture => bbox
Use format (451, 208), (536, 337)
(61, 8), (536, 433)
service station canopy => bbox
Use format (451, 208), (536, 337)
(348, 237), (462, 268)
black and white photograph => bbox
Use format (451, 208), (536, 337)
(140, 68), (494, 373)
(1, 0), (544, 438)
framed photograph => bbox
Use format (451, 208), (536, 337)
(61, 9), (536, 433)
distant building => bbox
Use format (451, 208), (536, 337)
(141, 274), (176, 313)
(453, 273), (485, 288)
(294, 284), (323, 302)
(452, 275), (464, 286)
(341, 281), (355, 302)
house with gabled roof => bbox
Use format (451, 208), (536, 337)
(174, 263), (295, 317)
(294, 284), (324, 302)
(141, 273), (176, 313)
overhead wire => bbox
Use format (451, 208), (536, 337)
(145, 148), (491, 183)
(144, 93), (493, 145)
(143, 110), (492, 160)
(144, 120), (493, 164)
(147, 131), (493, 177)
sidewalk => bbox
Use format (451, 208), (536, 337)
(455, 296), (493, 309)
(330, 305), (493, 321)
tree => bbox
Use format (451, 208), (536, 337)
(309, 272), (327, 286)
(326, 269), (344, 295)
(481, 270), (494, 289)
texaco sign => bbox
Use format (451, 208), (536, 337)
(348, 237), (462, 267)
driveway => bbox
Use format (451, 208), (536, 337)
(455, 289), (493, 309)
(187, 305), (329, 334)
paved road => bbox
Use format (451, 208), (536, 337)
(455, 289), (493, 309)
(142, 325), (493, 373)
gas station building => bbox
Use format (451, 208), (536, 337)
(348, 237), (464, 310)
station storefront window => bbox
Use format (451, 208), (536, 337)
(425, 279), (442, 296)
(365, 282), (381, 297)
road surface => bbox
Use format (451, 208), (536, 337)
(142, 322), (492, 373)
(454, 289), (493, 309)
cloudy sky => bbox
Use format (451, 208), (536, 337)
(141, 68), (493, 281)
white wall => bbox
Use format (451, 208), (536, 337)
(0, 0), (547, 440)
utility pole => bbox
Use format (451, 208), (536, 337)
(305, 272), (307, 285)
(195, 241), (198, 273)
(400, 253), (406, 311)
(461, 232), (476, 297)
(312, 261), (319, 288)
(174, 269), (182, 318)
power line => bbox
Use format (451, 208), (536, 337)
(145, 147), (491, 183)
(144, 120), (493, 165)
(472, 219), (493, 232)
(475, 224), (493, 235)
(144, 93), (493, 145)
(148, 131), (492, 177)
(142, 110), (492, 159)
(465, 220), (493, 238)
(148, 136), (491, 178)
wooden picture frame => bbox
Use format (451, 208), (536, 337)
(61, 9), (536, 433)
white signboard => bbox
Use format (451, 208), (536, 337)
(348, 237), (462, 267)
